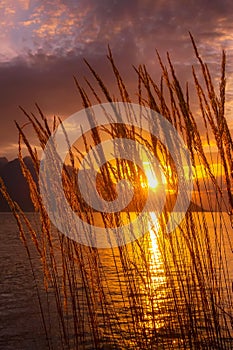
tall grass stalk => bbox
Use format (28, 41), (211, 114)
(1, 37), (233, 349)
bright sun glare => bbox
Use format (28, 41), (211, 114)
(143, 162), (159, 190)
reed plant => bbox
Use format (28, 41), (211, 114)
(1, 35), (233, 349)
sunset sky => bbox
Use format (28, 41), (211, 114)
(0, 0), (233, 160)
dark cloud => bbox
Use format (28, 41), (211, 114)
(0, 46), (138, 159)
(0, 0), (233, 158)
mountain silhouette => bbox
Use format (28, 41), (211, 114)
(0, 157), (37, 211)
(0, 157), (208, 213)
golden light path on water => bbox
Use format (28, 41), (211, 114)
(146, 213), (184, 346)
(139, 212), (168, 331)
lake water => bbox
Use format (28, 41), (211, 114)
(0, 212), (233, 349)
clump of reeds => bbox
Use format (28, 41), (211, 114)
(1, 35), (233, 349)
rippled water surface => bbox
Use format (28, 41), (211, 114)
(0, 212), (233, 349)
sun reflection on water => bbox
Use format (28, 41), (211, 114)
(138, 212), (168, 332)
